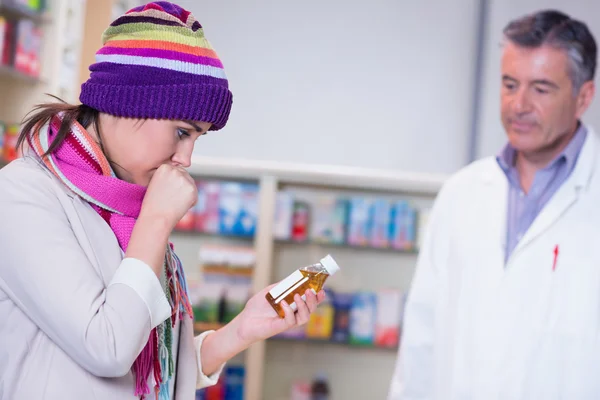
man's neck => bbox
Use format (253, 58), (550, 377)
(515, 124), (579, 193)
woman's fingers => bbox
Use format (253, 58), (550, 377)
(280, 289), (325, 327)
(305, 289), (319, 313)
(280, 300), (296, 326)
(294, 293), (311, 325)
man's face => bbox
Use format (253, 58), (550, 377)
(500, 41), (593, 157)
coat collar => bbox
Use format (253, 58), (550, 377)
(477, 125), (599, 263)
(479, 125), (598, 190)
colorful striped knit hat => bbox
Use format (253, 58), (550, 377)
(79, 1), (232, 131)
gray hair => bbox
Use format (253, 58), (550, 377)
(503, 10), (597, 93)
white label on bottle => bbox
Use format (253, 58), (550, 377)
(269, 270), (305, 299)
(275, 276), (309, 304)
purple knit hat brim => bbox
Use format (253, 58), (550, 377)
(80, 66), (233, 131)
(79, 1), (233, 131)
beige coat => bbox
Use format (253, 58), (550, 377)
(0, 156), (222, 399)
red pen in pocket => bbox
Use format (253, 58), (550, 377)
(552, 245), (559, 271)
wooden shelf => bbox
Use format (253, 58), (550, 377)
(269, 335), (398, 352)
(275, 238), (418, 254)
(0, 64), (40, 83)
(0, 1), (46, 23)
(192, 321), (399, 352)
(171, 229), (418, 254)
(172, 229), (254, 242)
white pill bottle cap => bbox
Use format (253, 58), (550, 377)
(320, 254), (340, 275)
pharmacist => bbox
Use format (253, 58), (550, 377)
(388, 10), (600, 400)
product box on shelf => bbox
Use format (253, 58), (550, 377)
(369, 199), (392, 248)
(224, 365), (244, 400)
(192, 244), (255, 325)
(3, 124), (19, 162)
(222, 266), (252, 324)
(374, 289), (403, 348)
(348, 292), (377, 345)
(390, 200), (417, 250)
(0, 16), (7, 64)
(309, 195), (348, 245)
(331, 291), (352, 343)
(273, 190), (294, 240)
(273, 286), (405, 350)
(14, 19), (42, 77)
(2, 0), (45, 12)
(190, 266), (226, 323)
(347, 197), (373, 246)
(305, 288), (335, 340)
(290, 381), (312, 400)
(175, 206), (195, 231)
(218, 182), (258, 237)
(1, 19), (15, 67)
(290, 200), (310, 242)
(197, 375), (225, 400)
(193, 180), (220, 233)
(27, 0), (44, 12)
(195, 365), (245, 400)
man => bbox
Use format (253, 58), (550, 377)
(388, 9), (599, 399)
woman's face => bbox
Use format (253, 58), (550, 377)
(96, 114), (211, 186)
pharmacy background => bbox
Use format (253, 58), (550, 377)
(0, 128), (430, 399)
(167, 177), (430, 400)
(0, 0), (535, 399)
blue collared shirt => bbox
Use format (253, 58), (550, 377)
(496, 124), (587, 262)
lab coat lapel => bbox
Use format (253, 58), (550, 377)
(512, 128), (598, 255)
(477, 162), (509, 271)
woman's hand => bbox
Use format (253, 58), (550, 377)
(199, 284), (326, 376)
(127, 164), (197, 278)
(234, 284), (327, 344)
(139, 164), (198, 231)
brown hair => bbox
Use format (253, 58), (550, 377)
(17, 95), (101, 158)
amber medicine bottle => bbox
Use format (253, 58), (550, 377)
(266, 255), (340, 318)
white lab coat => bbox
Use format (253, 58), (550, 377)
(388, 127), (600, 400)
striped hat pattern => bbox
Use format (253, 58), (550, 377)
(79, 1), (233, 130)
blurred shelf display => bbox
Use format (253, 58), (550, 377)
(0, 63), (40, 82)
(0, 0), (90, 133)
(195, 364), (245, 400)
(274, 238), (419, 254)
(190, 244), (255, 328)
(0, 120), (19, 164)
(170, 156), (447, 400)
(270, 336), (399, 352)
(170, 176), (429, 253)
(0, 12), (44, 80)
(0, 0), (47, 23)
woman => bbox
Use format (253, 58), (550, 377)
(0, 2), (324, 399)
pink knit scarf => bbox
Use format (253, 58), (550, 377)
(29, 113), (192, 399)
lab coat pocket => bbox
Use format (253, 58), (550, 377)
(523, 249), (600, 399)
(549, 251), (600, 338)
